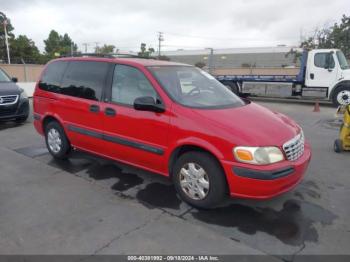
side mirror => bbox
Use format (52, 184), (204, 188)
(11, 77), (18, 83)
(133, 96), (165, 113)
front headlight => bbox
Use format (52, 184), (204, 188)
(233, 146), (285, 165)
(19, 88), (28, 99)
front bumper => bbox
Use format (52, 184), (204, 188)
(0, 98), (29, 121)
(222, 142), (312, 199)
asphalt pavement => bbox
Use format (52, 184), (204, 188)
(0, 100), (349, 261)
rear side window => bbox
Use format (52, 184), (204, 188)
(61, 61), (109, 101)
(39, 61), (68, 93)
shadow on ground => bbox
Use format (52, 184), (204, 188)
(14, 145), (338, 249)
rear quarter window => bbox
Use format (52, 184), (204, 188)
(39, 61), (68, 93)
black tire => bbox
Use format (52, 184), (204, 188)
(332, 86), (350, 107)
(172, 151), (228, 209)
(334, 139), (343, 153)
(45, 121), (71, 159)
(15, 115), (28, 123)
(222, 81), (239, 95)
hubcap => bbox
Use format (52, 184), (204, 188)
(337, 90), (350, 105)
(47, 128), (62, 154)
(179, 163), (209, 200)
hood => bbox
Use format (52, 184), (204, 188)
(191, 102), (301, 147)
(0, 82), (21, 96)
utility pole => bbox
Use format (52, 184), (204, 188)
(82, 43), (89, 53)
(158, 32), (164, 58)
(206, 48), (214, 74)
(94, 42), (99, 53)
(0, 12), (11, 64)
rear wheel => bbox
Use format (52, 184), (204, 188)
(222, 81), (239, 95)
(172, 151), (227, 209)
(332, 86), (350, 106)
(45, 121), (71, 159)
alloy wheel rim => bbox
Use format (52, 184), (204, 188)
(179, 162), (209, 200)
(47, 128), (62, 154)
(337, 90), (350, 105)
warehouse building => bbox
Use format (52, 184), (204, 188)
(161, 46), (302, 69)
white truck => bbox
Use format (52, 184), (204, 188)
(216, 49), (350, 106)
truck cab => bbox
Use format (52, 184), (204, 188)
(304, 49), (350, 105)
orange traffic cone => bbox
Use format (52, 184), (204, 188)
(313, 100), (320, 112)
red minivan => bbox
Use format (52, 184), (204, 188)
(33, 56), (311, 208)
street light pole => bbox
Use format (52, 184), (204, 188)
(0, 12), (11, 64)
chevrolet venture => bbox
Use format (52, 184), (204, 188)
(33, 57), (311, 208)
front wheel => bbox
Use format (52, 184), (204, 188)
(15, 115), (28, 124)
(172, 151), (228, 209)
(332, 86), (350, 107)
(45, 121), (71, 159)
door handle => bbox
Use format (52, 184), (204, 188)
(89, 104), (100, 113)
(310, 73), (314, 80)
(105, 107), (116, 117)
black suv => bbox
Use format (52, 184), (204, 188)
(0, 68), (29, 123)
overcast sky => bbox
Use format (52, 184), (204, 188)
(2, 0), (349, 53)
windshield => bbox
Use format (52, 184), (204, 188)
(148, 66), (244, 109)
(0, 69), (11, 82)
(336, 51), (350, 70)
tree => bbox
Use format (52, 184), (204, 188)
(300, 14), (350, 58)
(60, 33), (78, 55)
(0, 13), (44, 64)
(285, 48), (303, 64)
(9, 35), (42, 64)
(44, 30), (61, 56)
(158, 55), (170, 61)
(195, 61), (206, 68)
(138, 43), (154, 58)
(331, 15), (350, 58)
(95, 44), (115, 54)
(44, 30), (77, 58)
(0, 13), (15, 63)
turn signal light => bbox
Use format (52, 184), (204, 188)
(235, 149), (254, 161)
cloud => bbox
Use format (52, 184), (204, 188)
(2, 0), (350, 52)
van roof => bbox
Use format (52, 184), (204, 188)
(52, 57), (190, 67)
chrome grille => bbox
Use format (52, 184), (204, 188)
(0, 95), (19, 106)
(283, 132), (305, 161)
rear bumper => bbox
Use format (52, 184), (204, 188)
(0, 98), (29, 121)
(33, 113), (44, 135)
(222, 143), (312, 199)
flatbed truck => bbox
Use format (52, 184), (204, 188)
(216, 49), (350, 106)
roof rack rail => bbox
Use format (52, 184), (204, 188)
(60, 53), (149, 59)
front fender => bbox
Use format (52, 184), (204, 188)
(329, 80), (350, 99)
(169, 137), (225, 161)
